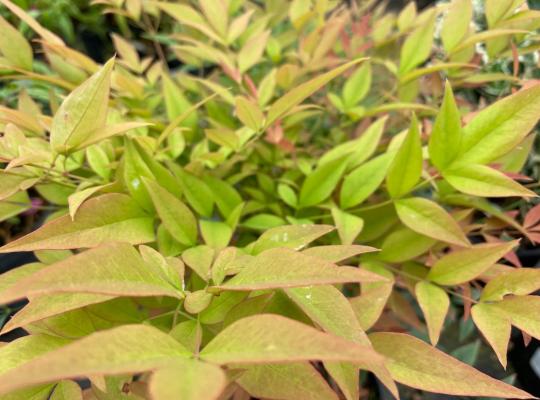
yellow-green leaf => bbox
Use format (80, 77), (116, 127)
(302, 245), (377, 263)
(266, 58), (366, 126)
(0, 194), (154, 253)
(394, 197), (470, 247)
(50, 58), (114, 154)
(386, 116), (422, 198)
(481, 269), (540, 302)
(49, 380), (82, 400)
(415, 281), (449, 345)
(369, 332), (531, 398)
(250, 224), (334, 255)
(428, 241), (518, 286)
(331, 208), (364, 245)
(143, 178), (197, 246)
(214, 248), (386, 291)
(342, 62), (371, 108)
(444, 164), (536, 197)
(441, 0), (473, 52)
(496, 295), (540, 340)
(399, 12), (436, 75)
(235, 96), (264, 131)
(0, 15), (32, 70)
(471, 303), (511, 368)
(299, 157), (348, 207)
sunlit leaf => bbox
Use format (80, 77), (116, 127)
(415, 281), (449, 346)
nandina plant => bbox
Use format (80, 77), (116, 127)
(1, 0), (540, 399)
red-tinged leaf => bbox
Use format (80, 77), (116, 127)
(471, 303), (511, 368)
(302, 245), (378, 263)
(369, 332), (532, 398)
(213, 248), (387, 291)
(0, 325), (191, 395)
(149, 362), (226, 400)
(249, 224), (334, 254)
(200, 314), (398, 397)
(0, 194), (154, 253)
(0, 242), (183, 305)
(524, 203), (540, 229)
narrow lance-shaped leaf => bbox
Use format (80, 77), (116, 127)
(441, 0), (473, 52)
(0, 15), (32, 70)
(0, 194), (154, 253)
(471, 303), (511, 368)
(386, 115), (422, 198)
(266, 58), (367, 126)
(399, 12), (436, 75)
(0, 242), (183, 305)
(394, 197), (470, 247)
(369, 332), (531, 398)
(249, 224), (334, 254)
(143, 177), (198, 246)
(415, 281), (449, 346)
(0, 325), (191, 395)
(428, 241), (518, 285)
(429, 81), (462, 171)
(299, 157), (348, 208)
(213, 248), (387, 291)
(50, 58), (114, 154)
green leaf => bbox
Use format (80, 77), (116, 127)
(162, 73), (197, 129)
(199, 291), (248, 325)
(0, 191), (30, 222)
(394, 197), (470, 247)
(471, 303), (511, 368)
(0, 15), (32, 70)
(379, 226), (436, 263)
(0, 242), (183, 305)
(481, 269), (540, 302)
(149, 362), (226, 400)
(143, 178), (197, 246)
(495, 295), (540, 340)
(50, 58), (114, 154)
(238, 363), (339, 400)
(175, 168), (214, 218)
(429, 82), (462, 170)
(342, 62), (371, 108)
(0, 194), (154, 253)
(443, 164), (536, 197)
(0, 325), (191, 395)
(49, 381), (82, 400)
(236, 96), (264, 131)
(386, 116), (422, 198)
(331, 208), (364, 245)
(340, 153), (392, 209)
(415, 281), (449, 345)
(213, 248), (386, 291)
(370, 332), (531, 398)
(182, 245), (215, 281)
(200, 314), (397, 396)
(441, 0), (473, 52)
(200, 220), (232, 249)
(399, 12), (436, 75)
(250, 224), (334, 255)
(184, 290), (213, 314)
(67, 184), (108, 220)
(299, 157), (348, 207)
(428, 241), (518, 286)
(266, 58), (367, 126)
(457, 84), (540, 164)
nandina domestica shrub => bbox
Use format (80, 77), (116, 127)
(1, 0), (540, 398)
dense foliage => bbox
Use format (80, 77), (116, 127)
(1, 0), (540, 398)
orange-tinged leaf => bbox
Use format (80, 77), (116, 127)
(200, 314), (397, 396)
(0, 325), (191, 395)
(302, 245), (378, 263)
(0, 242), (182, 305)
(0, 194), (154, 253)
(214, 248), (387, 291)
(481, 269), (540, 302)
(50, 58), (115, 154)
(496, 295), (540, 340)
(394, 197), (470, 247)
(266, 58), (367, 127)
(238, 363), (339, 400)
(428, 241), (518, 285)
(0, 15), (32, 70)
(369, 332), (532, 398)
(415, 281), (449, 345)
(249, 224), (334, 254)
(235, 96), (264, 131)
(471, 303), (511, 368)
(149, 362), (226, 400)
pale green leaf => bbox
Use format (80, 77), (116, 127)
(266, 58), (366, 126)
(331, 208), (364, 245)
(182, 245), (215, 281)
(441, 0), (473, 52)
(299, 157), (348, 207)
(444, 164), (536, 197)
(50, 58), (114, 154)
(214, 248), (386, 291)
(0, 15), (32, 70)
(415, 281), (449, 345)
(428, 241), (518, 286)
(394, 197), (470, 247)
(143, 178), (197, 246)
(0, 194), (154, 253)
(238, 30), (270, 73)
(399, 12), (436, 75)
(184, 290), (213, 314)
(200, 220), (233, 249)
(0, 325), (191, 395)
(386, 116), (422, 198)
(0, 242), (183, 305)
(342, 62), (371, 108)
(378, 226), (436, 263)
(369, 332), (531, 398)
